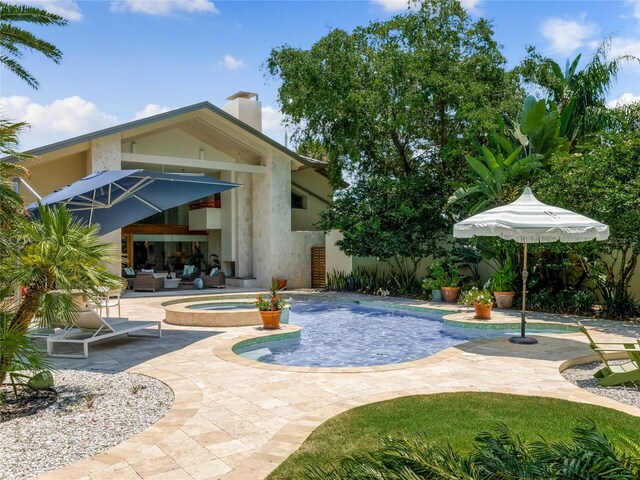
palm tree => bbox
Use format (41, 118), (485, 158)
(0, 119), (32, 230)
(0, 205), (124, 385)
(0, 1), (68, 89)
(519, 39), (639, 149)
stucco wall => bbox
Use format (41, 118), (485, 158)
(22, 152), (87, 204)
(122, 129), (236, 164)
(291, 169), (331, 231)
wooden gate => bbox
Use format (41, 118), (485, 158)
(311, 246), (326, 288)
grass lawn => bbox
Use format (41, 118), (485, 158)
(268, 392), (640, 479)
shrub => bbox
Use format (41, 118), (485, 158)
(526, 288), (595, 316)
(306, 421), (640, 479)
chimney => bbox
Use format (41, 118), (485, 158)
(222, 91), (262, 132)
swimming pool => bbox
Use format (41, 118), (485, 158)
(233, 301), (495, 367)
(234, 300), (576, 367)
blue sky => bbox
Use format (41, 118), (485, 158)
(2, 0), (639, 150)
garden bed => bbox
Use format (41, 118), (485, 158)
(0, 369), (173, 480)
(561, 360), (640, 409)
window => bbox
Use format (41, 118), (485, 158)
(291, 192), (306, 209)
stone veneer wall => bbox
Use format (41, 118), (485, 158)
(284, 231), (326, 288)
(251, 150), (325, 288)
(90, 134), (122, 276)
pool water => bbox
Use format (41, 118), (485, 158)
(235, 301), (507, 367)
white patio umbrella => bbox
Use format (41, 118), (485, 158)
(453, 188), (609, 344)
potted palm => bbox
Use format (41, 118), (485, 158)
(255, 277), (286, 329)
(491, 261), (518, 309)
(460, 288), (494, 320)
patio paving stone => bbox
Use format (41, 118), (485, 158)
(30, 290), (640, 480)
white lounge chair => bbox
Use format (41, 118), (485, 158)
(47, 309), (162, 358)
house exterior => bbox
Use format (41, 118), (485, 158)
(15, 92), (331, 288)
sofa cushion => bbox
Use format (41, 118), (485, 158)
(183, 265), (195, 276)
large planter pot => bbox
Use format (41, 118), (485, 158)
(474, 302), (493, 320)
(441, 287), (461, 303)
(494, 291), (515, 309)
(259, 310), (282, 329)
(431, 289), (443, 302)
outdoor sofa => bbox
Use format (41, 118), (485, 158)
(202, 270), (225, 288)
(179, 265), (200, 283)
(133, 272), (165, 292)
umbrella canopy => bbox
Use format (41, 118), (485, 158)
(27, 169), (239, 235)
(453, 188), (609, 243)
(453, 188), (609, 344)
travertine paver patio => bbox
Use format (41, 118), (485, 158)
(36, 292), (640, 480)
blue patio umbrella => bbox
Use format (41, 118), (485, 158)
(27, 169), (239, 235)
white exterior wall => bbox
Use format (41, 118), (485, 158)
(325, 230), (353, 275)
(123, 129), (236, 164)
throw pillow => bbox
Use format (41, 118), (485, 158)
(183, 265), (194, 275)
(141, 269), (153, 273)
(123, 267), (135, 276)
(210, 267), (218, 276)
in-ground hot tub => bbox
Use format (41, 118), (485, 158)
(164, 297), (290, 327)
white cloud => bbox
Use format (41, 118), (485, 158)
(221, 54), (244, 71)
(541, 16), (598, 56)
(607, 92), (640, 108)
(12, 0), (82, 21)
(133, 104), (172, 120)
(605, 36), (640, 59)
(629, 0), (640, 21)
(370, 0), (481, 14)
(460, 0), (482, 14)
(110, 0), (218, 16)
(370, 0), (411, 12)
(261, 105), (286, 144)
(0, 95), (118, 149)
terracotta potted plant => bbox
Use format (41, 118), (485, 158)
(460, 288), (493, 320)
(491, 261), (517, 309)
(430, 259), (462, 303)
(255, 277), (286, 329)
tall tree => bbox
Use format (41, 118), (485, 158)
(0, 1), (67, 89)
(317, 169), (449, 290)
(536, 103), (640, 318)
(267, 0), (520, 187)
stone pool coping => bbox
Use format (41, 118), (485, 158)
(36, 291), (640, 480)
(163, 294), (291, 328)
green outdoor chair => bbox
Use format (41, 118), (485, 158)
(578, 322), (640, 387)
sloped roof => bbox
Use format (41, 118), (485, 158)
(2, 101), (326, 170)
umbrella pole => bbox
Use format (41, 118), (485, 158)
(509, 241), (538, 345)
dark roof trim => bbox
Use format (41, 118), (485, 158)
(2, 101), (326, 171)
